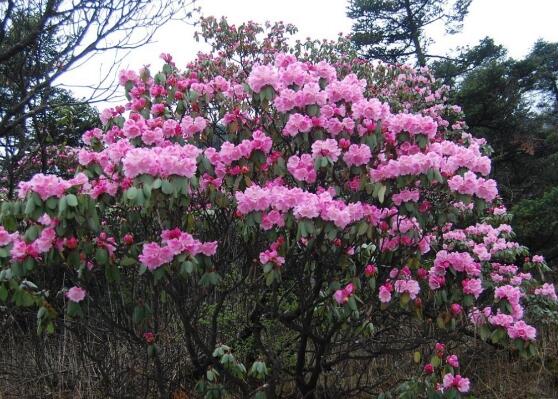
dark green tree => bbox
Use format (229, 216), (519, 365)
(347, 0), (472, 66)
(432, 40), (558, 262)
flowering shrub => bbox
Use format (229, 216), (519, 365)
(0, 17), (556, 397)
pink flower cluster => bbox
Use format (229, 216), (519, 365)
(311, 139), (341, 162)
(494, 285), (524, 319)
(235, 184), (381, 230)
(385, 113), (437, 139)
(122, 144), (201, 179)
(343, 144), (371, 167)
(180, 116), (208, 138)
(447, 171), (498, 201)
(247, 64), (280, 93)
(10, 226), (56, 262)
(287, 154), (316, 183)
(431, 140), (491, 176)
(429, 250), (480, 290)
(17, 173), (89, 200)
(282, 113), (312, 136)
(507, 320), (537, 341)
(394, 279), (420, 299)
(139, 229), (217, 271)
(0, 226), (17, 247)
(534, 283), (558, 301)
(204, 130), (272, 174)
(461, 278), (484, 299)
(370, 152), (442, 181)
(392, 189), (420, 206)
(442, 374), (470, 393)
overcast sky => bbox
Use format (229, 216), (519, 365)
(60, 0), (558, 108)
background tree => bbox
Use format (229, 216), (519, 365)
(0, 0), (199, 198)
(431, 40), (558, 263)
(347, 0), (472, 66)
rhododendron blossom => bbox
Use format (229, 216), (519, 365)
(442, 373), (470, 393)
(66, 287), (87, 303)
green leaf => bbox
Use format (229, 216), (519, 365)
(66, 194), (78, 207)
(58, 196), (67, 215)
(67, 301), (82, 317)
(46, 197), (58, 210)
(479, 325), (491, 341)
(132, 305), (145, 324)
(121, 256), (137, 266)
(95, 247), (108, 265)
(181, 261), (194, 275)
(67, 250), (81, 267)
(348, 296), (358, 311)
(378, 184), (387, 203)
(126, 187), (138, 200)
(0, 285), (8, 302)
(23, 257), (35, 272)
(357, 221), (368, 236)
(161, 180), (174, 195)
(24, 197), (35, 215)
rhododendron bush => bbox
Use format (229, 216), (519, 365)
(1, 17), (556, 398)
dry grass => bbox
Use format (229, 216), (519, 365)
(1, 310), (557, 398)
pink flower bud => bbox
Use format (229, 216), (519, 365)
(450, 303), (463, 316)
(364, 264), (377, 277)
(423, 363), (434, 374)
(123, 234), (134, 245)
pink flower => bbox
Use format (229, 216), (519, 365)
(532, 255), (545, 263)
(66, 286), (86, 303)
(143, 331), (156, 344)
(287, 154), (316, 183)
(0, 226), (15, 247)
(343, 144), (371, 167)
(534, 283), (557, 301)
(283, 113), (312, 136)
(334, 283), (355, 304)
(311, 139), (341, 162)
(181, 116), (207, 138)
(334, 289), (348, 304)
(442, 374), (470, 393)
(379, 285), (392, 303)
(139, 243), (174, 271)
(435, 342), (445, 355)
(446, 354), (459, 368)
(394, 279), (420, 299)
(247, 64), (280, 93)
(17, 174), (70, 200)
(392, 189), (419, 206)
(123, 234), (134, 245)
(259, 249), (285, 267)
(462, 278), (483, 299)
(364, 264), (377, 277)
(507, 321), (536, 341)
(450, 303), (462, 316)
(423, 363), (434, 374)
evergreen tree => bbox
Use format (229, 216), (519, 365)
(347, 0), (472, 66)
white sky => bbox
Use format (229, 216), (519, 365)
(60, 0), (558, 109)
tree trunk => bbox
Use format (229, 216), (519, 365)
(404, 0), (427, 66)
